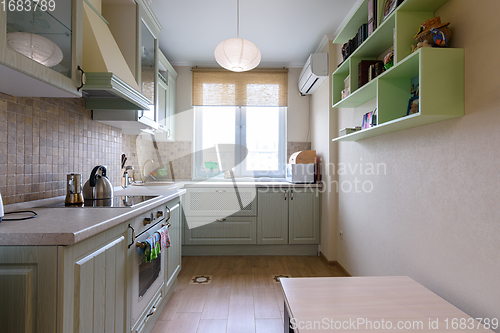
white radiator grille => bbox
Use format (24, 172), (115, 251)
(186, 188), (257, 216)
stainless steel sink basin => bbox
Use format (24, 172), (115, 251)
(132, 181), (175, 186)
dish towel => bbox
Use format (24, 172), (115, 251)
(144, 235), (160, 263)
(158, 226), (171, 251)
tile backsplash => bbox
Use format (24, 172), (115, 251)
(0, 93), (122, 205)
(287, 141), (312, 162)
(122, 134), (192, 182)
(0, 92), (313, 205)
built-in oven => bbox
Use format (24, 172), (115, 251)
(128, 203), (171, 332)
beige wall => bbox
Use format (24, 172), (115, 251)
(334, 0), (500, 326)
(172, 66), (311, 143)
(287, 68), (310, 142)
(173, 66), (195, 142)
(310, 44), (339, 261)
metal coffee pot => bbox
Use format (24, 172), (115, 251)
(83, 166), (114, 200)
(65, 173), (84, 205)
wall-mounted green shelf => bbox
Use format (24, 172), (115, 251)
(333, 0), (370, 44)
(331, 0), (464, 142)
(332, 48), (464, 142)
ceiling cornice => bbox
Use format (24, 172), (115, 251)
(315, 35), (330, 54)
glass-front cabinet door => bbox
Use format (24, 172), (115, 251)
(139, 19), (156, 122)
(157, 71), (168, 131)
(0, 0), (82, 97)
(157, 50), (177, 141)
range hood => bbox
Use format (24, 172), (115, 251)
(82, 0), (150, 110)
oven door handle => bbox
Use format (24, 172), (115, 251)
(165, 206), (171, 222)
(128, 224), (135, 248)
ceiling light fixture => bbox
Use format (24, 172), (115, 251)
(214, 0), (261, 72)
(7, 32), (63, 67)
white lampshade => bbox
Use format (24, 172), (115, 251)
(214, 38), (261, 72)
(7, 32), (63, 67)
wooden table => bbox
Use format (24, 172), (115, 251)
(280, 276), (495, 333)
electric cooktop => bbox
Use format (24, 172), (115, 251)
(40, 196), (159, 208)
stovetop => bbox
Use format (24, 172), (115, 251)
(40, 195), (159, 208)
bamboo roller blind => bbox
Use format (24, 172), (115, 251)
(192, 68), (288, 107)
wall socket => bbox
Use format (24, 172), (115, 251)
(339, 231), (343, 240)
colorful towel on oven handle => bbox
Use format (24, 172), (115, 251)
(144, 234), (161, 263)
(143, 237), (154, 262)
(157, 225), (171, 251)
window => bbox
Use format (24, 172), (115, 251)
(192, 68), (288, 179)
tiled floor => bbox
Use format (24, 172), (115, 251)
(152, 256), (348, 333)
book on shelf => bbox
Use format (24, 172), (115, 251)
(358, 23), (368, 46)
(368, 0), (377, 36)
(358, 60), (384, 88)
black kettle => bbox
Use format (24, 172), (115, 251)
(83, 166), (114, 200)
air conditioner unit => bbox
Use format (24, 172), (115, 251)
(298, 53), (329, 95)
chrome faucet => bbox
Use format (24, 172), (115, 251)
(121, 165), (134, 188)
(142, 159), (155, 183)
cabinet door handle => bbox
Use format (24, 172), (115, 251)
(167, 129), (171, 138)
(291, 190), (294, 200)
(216, 218), (226, 222)
(128, 224), (135, 248)
(146, 306), (157, 317)
(284, 192), (287, 200)
(77, 66), (86, 91)
(216, 189), (226, 193)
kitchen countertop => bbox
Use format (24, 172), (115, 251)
(182, 180), (323, 188)
(0, 186), (185, 246)
(0, 179), (322, 246)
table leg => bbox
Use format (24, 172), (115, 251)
(284, 301), (294, 333)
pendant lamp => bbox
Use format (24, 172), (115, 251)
(7, 32), (63, 67)
(214, 0), (261, 72)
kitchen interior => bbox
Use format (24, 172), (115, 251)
(0, 0), (499, 333)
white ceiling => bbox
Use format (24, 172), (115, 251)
(150, 0), (359, 68)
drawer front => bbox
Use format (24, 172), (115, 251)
(184, 216), (257, 245)
(184, 188), (257, 217)
(132, 284), (163, 333)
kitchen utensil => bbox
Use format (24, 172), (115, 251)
(121, 154), (127, 169)
(65, 173), (84, 205)
(83, 166), (114, 200)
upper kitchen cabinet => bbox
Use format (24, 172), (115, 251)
(88, 0), (164, 134)
(156, 51), (177, 142)
(0, 0), (84, 97)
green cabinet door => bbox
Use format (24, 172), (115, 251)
(166, 197), (182, 288)
(257, 189), (289, 244)
(288, 189), (320, 244)
(65, 224), (128, 333)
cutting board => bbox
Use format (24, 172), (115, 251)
(289, 150), (316, 164)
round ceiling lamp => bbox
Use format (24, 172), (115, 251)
(7, 32), (63, 67)
(214, 0), (261, 72)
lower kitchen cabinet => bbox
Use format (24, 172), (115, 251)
(257, 188), (320, 245)
(0, 246), (58, 333)
(0, 196), (184, 333)
(257, 189), (289, 244)
(288, 189), (320, 244)
(166, 197), (182, 289)
(61, 223), (128, 333)
(184, 216), (257, 245)
(0, 223), (128, 333)
(182, 187), (320, 248)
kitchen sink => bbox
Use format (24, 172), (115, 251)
(132, 181), (175, 186)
